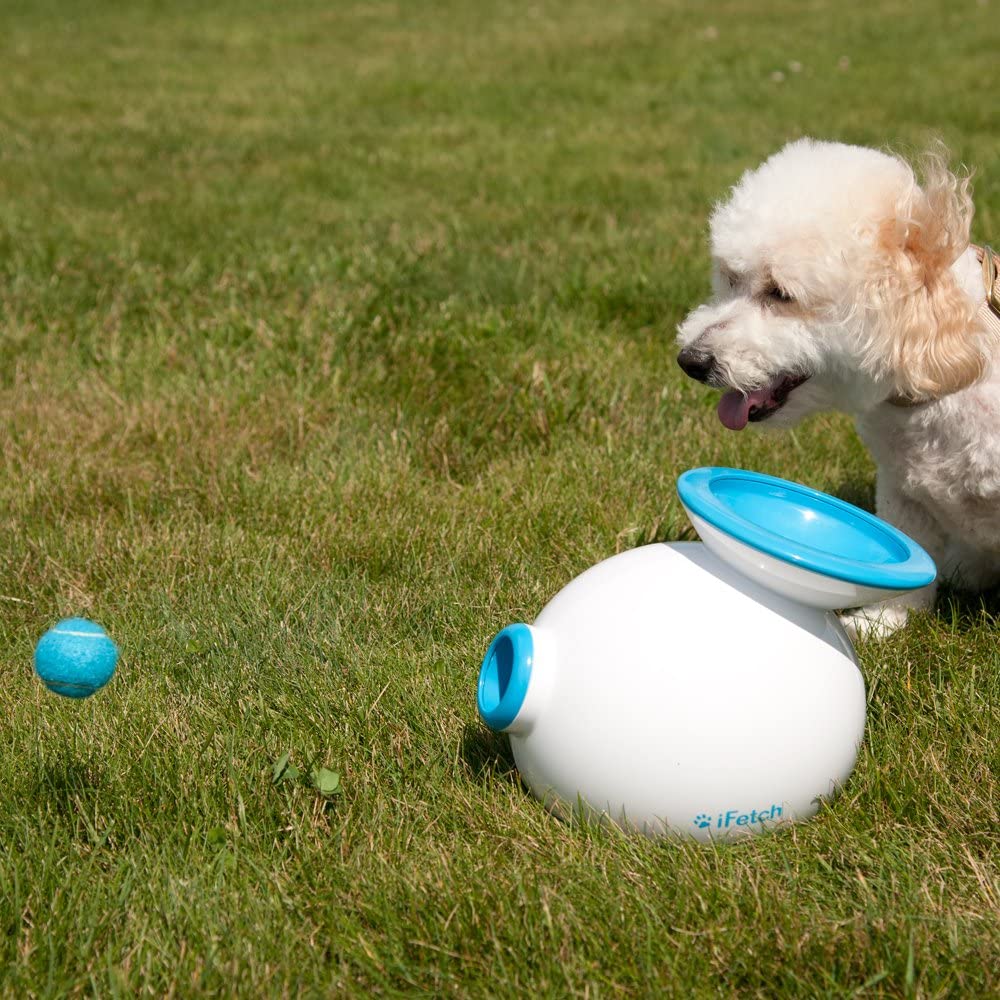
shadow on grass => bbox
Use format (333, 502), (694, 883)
(32, 757), (108, 810)
(830, 476), (876, 512)
(459, 721), (519, 783)
(934, 583), (1000, 630)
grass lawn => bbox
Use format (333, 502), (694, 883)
(1, 0), (998, 994)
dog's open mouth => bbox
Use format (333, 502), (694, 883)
(717, 373), (810, 431)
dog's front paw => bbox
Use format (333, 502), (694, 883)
(838, 582), (936, 641)
(839, 604), (910, 642)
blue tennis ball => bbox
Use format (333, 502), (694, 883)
(34, 618), (119, 699)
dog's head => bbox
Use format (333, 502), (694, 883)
(676, 139), (985, 429)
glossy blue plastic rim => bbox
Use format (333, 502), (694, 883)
(677, 467), (937, 590)
(477, 623), (533, 732)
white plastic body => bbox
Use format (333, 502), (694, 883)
(684, 510), (910, 610)
(504, 542), (867, 841)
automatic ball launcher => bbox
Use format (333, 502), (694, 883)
(476, 468), (936, 841)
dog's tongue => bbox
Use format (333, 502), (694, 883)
(717, 388), (770, 431)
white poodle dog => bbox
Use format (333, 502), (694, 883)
(676, 139), (1000, 638)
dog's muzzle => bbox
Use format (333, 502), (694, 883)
(677, 346), (718, 384)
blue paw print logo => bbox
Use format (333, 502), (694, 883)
(693, 813), (712, 829)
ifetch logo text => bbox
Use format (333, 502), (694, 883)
(693, 804), (783, 831)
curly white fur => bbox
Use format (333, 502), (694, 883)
(676, 139), (999, 638)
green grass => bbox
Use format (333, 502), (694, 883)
(1, 0), (998, 994)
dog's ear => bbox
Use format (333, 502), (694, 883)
(868, 150), (986, 402)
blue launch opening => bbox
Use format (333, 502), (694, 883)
(477, 623), (533, 732)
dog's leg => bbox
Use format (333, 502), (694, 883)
(838, 478), (944, 641)
(839, 581), (937, 641)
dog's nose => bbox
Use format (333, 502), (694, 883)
(677, 347), (716, 383)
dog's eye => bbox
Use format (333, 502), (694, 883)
(765, 284), (793, 304)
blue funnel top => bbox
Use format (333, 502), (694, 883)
(677, 467), (936, 591)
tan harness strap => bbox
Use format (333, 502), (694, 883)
(974, 243), (1000, 340)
